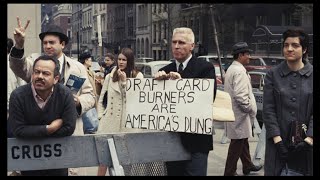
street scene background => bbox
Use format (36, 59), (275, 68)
(7, 3), (313, 176)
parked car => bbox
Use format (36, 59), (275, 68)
(196, 56), (226, 84)
(215, 69), (267, 127)
(213, 64), (225, 85)
(261, 56), (285, 66)
(91, 61), (101, 73)
(197, 55), (233, 71)
(245, 56), (271, 72)
(136, 57), (154, 63)
(248, 69), (268, 127)
(135, 61), (171, 78)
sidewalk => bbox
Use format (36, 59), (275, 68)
(207, 122), (264, 176)
(84, 122), (264, 176)
(9, 122), (263, 176)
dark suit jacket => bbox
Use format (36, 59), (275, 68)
(159, 56), (217, 152)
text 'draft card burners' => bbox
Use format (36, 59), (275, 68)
(125, 78), (215, 135)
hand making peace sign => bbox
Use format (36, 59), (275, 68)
(13, 16), (30, 49)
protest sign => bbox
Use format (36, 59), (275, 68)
(125, 78), (215, 134)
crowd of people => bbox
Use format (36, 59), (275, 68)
(7, 16), (313, 176)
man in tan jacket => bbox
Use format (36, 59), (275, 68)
(10, 17), (95, 130)
(223, 42), (262, 176)
(9, 17), (95, 175)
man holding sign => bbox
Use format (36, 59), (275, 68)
(154, 27), (217, 176)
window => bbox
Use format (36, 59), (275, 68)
(153, 24), (156, 43)
(164, 22), (167, 39)
(256, 16), (267, 26)
(68, 17), (71, 24)
(153, 50), (157, 60)
(249, 74), (263, 89)
(153, 4), (156, 13)
(248, 59), (261, 66)
(67, 30), (71, 39)
(158, 22), (161, 43)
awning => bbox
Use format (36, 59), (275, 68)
(252, 25), (313, 44)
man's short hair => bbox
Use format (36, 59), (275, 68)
(173, 27), (195, 44)
(33, 55), (60, 77)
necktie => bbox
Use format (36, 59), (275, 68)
(178, 63), (183, 74)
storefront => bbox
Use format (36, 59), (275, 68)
(251, 25), (313, 57)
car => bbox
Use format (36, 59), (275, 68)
(135, 61), (171, 78)
(217, 69), (267, 127)
(261, 56), (285, 66)
(91, 61), (101, 73)
(248, 69), (268, 127)
(136, 57), (154, 63)
(213, 64), (225, 85)
(196, 56), (226, 84)
(197, 55), (233, 71)
(245, 56), (271, 72)
(248, 69), (267, 91)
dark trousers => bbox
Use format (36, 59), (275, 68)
(21, 168), (68, 176)
(166, 152), (209, 176)
(224, 138), (253, 176)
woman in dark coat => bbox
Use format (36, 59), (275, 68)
(263, 29), (313, 176)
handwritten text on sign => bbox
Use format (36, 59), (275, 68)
(125, 78), (214, 134)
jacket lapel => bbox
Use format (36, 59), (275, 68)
(181, 56), (196, 78)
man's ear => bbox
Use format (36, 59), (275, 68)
(61, 41), (65, 49)
(54, 75), (60, 84)
(190, 43), (195, 51)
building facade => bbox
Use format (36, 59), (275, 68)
(8, 4), (41, 56)
(43, 3), (313, 60)
(52, 4), (72, 56)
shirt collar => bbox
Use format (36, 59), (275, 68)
(279, 60), (313, 77)
(31, 83), (54, 101)
(175, 54), (192, 71)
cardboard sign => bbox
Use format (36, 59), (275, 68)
(125, 78), (215, 134)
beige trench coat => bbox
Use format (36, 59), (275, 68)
(10, 54), (96, 136)
(97, 68), (144, 133)
(224, 61), (257, 139)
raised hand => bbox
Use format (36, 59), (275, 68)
(117, 68), (127, 82)
(13, 16), (30, 49)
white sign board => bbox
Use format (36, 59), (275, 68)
(125, 78), (215, 134)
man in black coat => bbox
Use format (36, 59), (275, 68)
(9, 55), (77, 176)
(155, 27), (217, 176)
